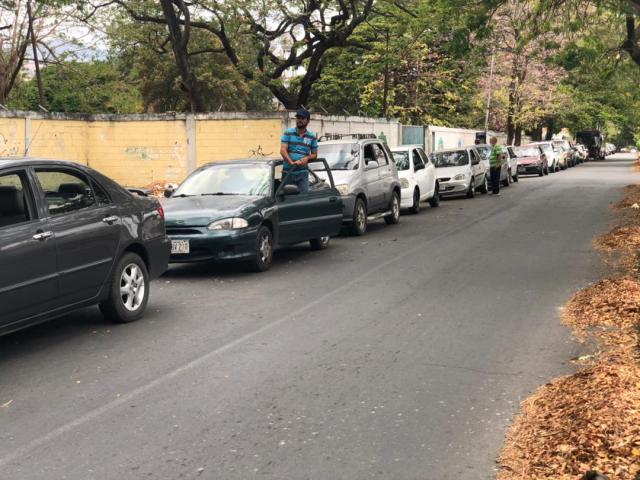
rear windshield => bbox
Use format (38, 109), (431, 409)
(432, 151), (468, 167)
(317, 143), (359, 170)
(514, 146), (540, 157)
(475, 146), (491, 161)
(391, 151), (410, 170)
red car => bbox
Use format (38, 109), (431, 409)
(511, 145), (549, 177)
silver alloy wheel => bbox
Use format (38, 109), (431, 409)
(392, 194), (400, 220)
(356, 203), (366, 231)
(120, 263), (146, 312)
(259, 232), (272, 264)
(320, 236), (330, 246)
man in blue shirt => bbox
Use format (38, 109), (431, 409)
(280, 108), (318, 193)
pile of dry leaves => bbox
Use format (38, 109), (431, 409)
(499, 358), (640, 479)
(612, 185), (640, 210)
(595, 226), (640, 252)
(144, 180), (174, 198)
(499, 186), (640, 480)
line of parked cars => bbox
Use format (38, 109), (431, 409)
(0, 134), (588, 335)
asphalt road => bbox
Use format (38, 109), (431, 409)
(1, 154), (637, 480)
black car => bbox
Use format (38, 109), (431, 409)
(0, 158), (170, 335)
(163, 158), (343, 271)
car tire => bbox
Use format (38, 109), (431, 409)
(310, 236), (330, 251)
(478, 176), (488, 194)
(409, 188), (420, 214)
(428, 183), (440, 208)
(99, 252), (150, 323)
(249, 225), (274, 272)
(350, 197), (367, 236)
(384, 191), (401, 225)
(466, 178), (476, 198)
(502, 170), (510, 187)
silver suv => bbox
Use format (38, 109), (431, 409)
(316, 135), (402, 236)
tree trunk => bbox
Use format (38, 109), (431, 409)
(544, 117), (555, 140)
(623, 15), (640, 66)
(506, 60), (518, 145)
(27, 0), (45, 108)
(514, 125), (522, 146)
(159, 0), (205, 112)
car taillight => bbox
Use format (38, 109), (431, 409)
(157, 206), (165, 219)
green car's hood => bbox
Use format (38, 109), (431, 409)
(163, 195), (268, 227)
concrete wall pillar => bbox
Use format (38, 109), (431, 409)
(186, 113), (197, 173)
(24, 117), (32, 156)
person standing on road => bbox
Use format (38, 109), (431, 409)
(280, 109), (318, 193)
(489, 136), (504, 196)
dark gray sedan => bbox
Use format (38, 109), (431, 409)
(0, 158), (170, 336)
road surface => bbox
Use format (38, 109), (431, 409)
(1, 154), (637, 479)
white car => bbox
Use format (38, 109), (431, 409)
(530, 141), (560, 171)
(431, 147), (488, 198)
(391, 145), (439, 213)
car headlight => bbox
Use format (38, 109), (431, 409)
(400, 178), (409, 188)
(453, 173), (468, 181)
(207, 218), (249, 230)
(335, 184), (350, 195)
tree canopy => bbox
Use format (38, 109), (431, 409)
(3, 0), (640, 146)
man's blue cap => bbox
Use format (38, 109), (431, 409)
(295, 108), (311, 119)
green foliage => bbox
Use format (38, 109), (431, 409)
(108, 18), (274, 112)
(307, 0), (489, 126)
(551, 15), (640, 145)
(7, 61), (143, 113)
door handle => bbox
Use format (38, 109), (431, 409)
(33, 231), (53, 241)
(329, 197), (338, 203)
(102, 215), (119, 224)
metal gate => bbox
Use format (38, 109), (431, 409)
(401, 125), (425, 146)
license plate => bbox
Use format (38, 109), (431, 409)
(171, 240), (190, 254)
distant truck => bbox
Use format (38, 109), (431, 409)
(576, 130), (605, 161)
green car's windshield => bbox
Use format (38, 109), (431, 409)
(176, 164), (272, 196)
(432, 151), (469, 167)
(317, 143), (360, 170)
(392, 151), (410, 170)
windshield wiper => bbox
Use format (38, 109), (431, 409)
(200, 192), (241, 196)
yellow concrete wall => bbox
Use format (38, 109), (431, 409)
(0, 118), (26, 157)
(195, 119), (282, 165)
(0, 116), (283, 186)
(87, 120), (189, 186)
(29, 120), (89, 165)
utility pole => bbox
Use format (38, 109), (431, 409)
(27, 0), (45, 109)
(484, 51), (496, 137)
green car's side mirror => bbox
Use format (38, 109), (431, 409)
(282, 184), (300, 195)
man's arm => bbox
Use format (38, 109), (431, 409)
(298, 137), (319, 167)
(280, 142), (296, 166)
(297, 150), (317, 167)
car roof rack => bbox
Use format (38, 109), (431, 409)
(318, 133), (378, 142)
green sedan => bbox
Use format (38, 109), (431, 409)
(163, 159), (343, 271)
